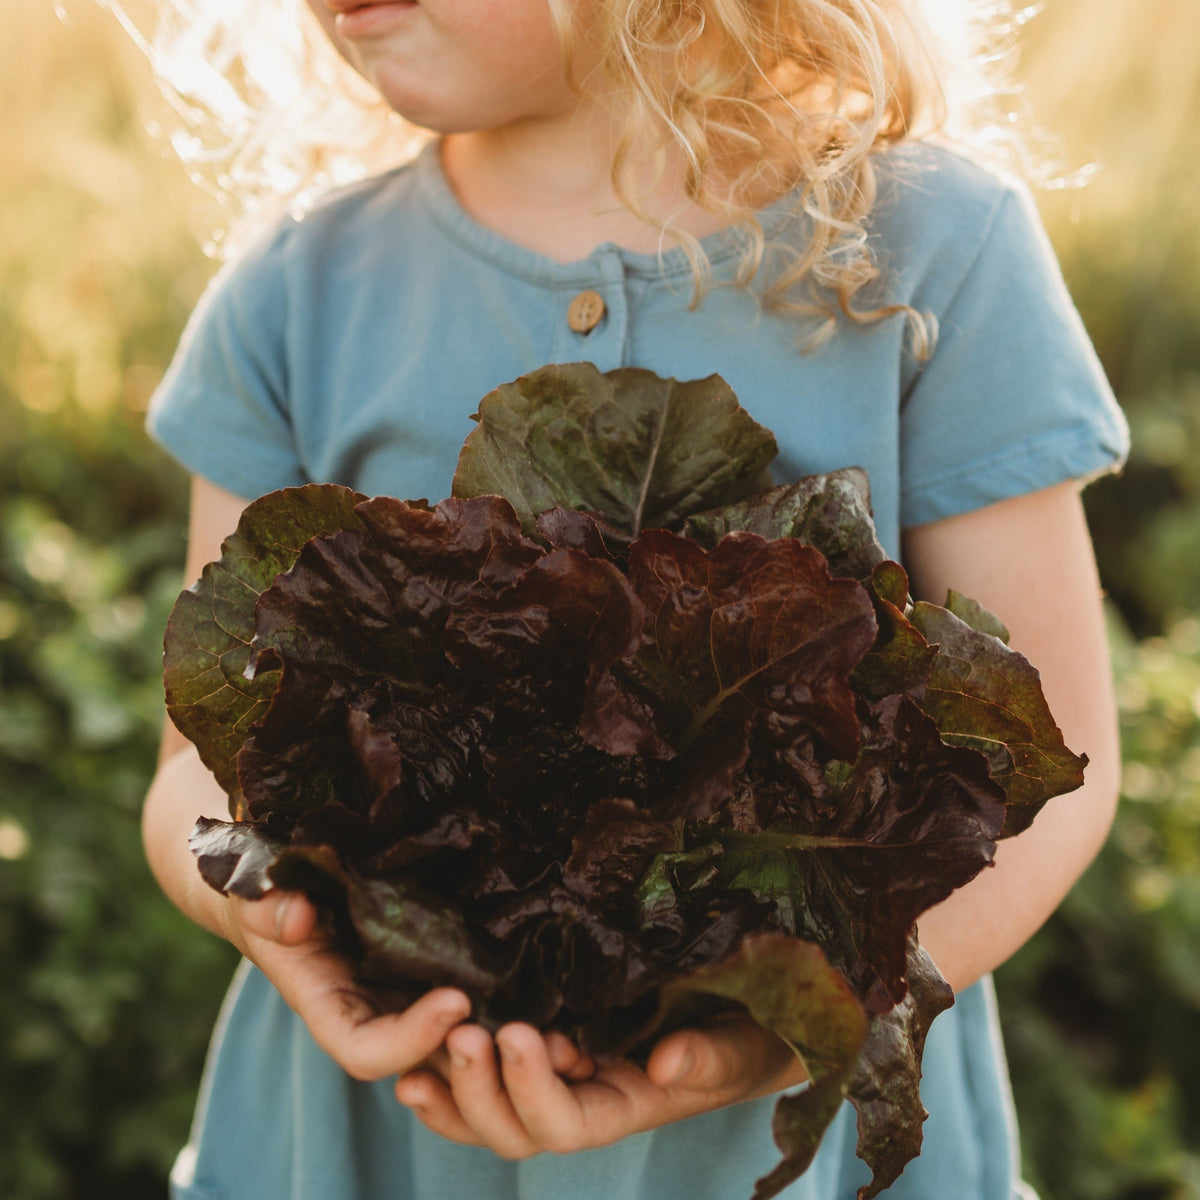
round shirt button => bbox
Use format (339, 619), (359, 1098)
(567, 289), (606, 334)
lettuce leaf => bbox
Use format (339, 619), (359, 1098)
(163, 484), (365, 808)
(453, 363), (778, 537)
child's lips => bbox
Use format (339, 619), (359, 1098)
(330, 1), (419, 39)
(324, 0), (413, 10)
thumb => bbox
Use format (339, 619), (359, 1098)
(648, 1018), (790, 1095)
(232, 889), (317, 946)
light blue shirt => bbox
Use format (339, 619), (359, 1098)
(149, 139), (1128, 1200)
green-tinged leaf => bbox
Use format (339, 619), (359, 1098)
(943, 589), (1010, 643)
(851, 561), (938, 701)
(848, 939), (955, 1199)
(716, 838), (809, 935)
(452, 363), (778, 536)
(909, 602), (1087, 833)
(666, 933), (867, 1071)
(683, 468), (887, 582)
(633, 843), (725, 946)
(870, 560), (909, 611)
(163, 484), (366, 804)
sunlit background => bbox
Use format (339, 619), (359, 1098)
(2, 2), (1199, 1197)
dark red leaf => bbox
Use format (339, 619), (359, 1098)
(848, 938), (955, 1199)
(591, 530), (877, 762)
(252, 495), (543, 687)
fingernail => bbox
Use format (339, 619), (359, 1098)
(449, 1049), (469, 1071)
(272, 894), (292, 940)
(497, 1038), (522, 1067)
(669, 1050), (695, 1086)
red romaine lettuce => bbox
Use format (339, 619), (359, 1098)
(168, 363), (1085, 1199)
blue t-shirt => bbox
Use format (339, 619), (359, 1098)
(149, 140), (1128, 1200)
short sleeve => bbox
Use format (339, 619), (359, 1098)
(146, 221), (307, 500)
(899, 182), (1129, 529)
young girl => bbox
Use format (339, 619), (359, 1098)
(140, 1), (1129, 1197)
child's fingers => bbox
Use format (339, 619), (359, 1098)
(427, 1018), (789, 1158)
(313, 982), (471, 1082)
(442, 1024), (541, 1159)
(544, 1030), (596, 1081)
(231, 889), (317, 945)
(394, 1070), (481, 1146)
(424, 1032), (589, 1083)
(495, 1018), (800, 1153)
(421, 1045), (453, 1083)
(492, 1023), (617, 1152)
(246, 929), (470, 1081)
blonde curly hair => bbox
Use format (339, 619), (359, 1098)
(104, 0), (1036, 352)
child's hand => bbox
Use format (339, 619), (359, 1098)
(228, 888), (472, 1083)
(231, 892), (600, 1091)
(392, 1015), (804, 1157)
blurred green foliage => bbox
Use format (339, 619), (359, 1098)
(2, 2), (1199, 1198)
(1021, 0), (1200, 642)
(0, 10), (237, 1196)
(998, 616), (1200, 1200)
(998, 11), (1200, 1187)
(1065, 198), (1200, 636)
(0, 401), (239, 1199)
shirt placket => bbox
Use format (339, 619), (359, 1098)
(553, 250), (630, 370)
